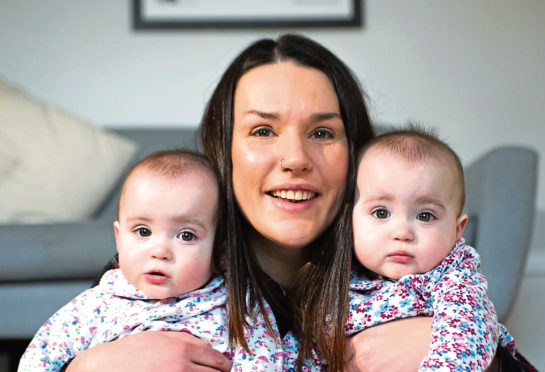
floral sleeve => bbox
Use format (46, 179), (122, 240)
(347, 241), (515, 372)
(416, 243), (500, 371)
(18, 290), (97, 371)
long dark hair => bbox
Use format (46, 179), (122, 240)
(200, 33), (374, 370)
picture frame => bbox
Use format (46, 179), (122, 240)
(133, 0), (362, 29)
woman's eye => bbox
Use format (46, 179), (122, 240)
(372, 208), (390, 219)
(135, 227), (151, 237)
(417, 212), (435, 222)
(311, 128), (334, 140)
(177, 231), (196, 242)
(250, 127), (274, 137)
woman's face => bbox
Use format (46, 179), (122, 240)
(231, 61), (348, 251)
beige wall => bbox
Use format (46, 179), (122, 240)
(1, 1), (543, 210)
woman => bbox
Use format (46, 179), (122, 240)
(66, 34), (519, 371)
(199, 34), (372, 371)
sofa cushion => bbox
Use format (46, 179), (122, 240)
(0, 136), (18, 183)
(0, 77), (138, 223)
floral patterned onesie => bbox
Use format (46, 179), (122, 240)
(347, 239), (516, 371)
(19, 269), (287, 371)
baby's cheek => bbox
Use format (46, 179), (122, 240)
(184, 257), (213, 286)
(353, 229), (383, 268)
(353, 241), (374, 266)
(354, 228), (379, 250)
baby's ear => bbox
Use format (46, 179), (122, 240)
(456, 214), (468, 241)
(113, 221), (120, 239)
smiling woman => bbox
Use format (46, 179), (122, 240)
(231, 61), (348, 255)
(200, 35), (372, 370)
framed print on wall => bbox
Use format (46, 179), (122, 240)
(133, 0), (362, 29)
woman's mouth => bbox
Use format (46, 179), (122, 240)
(268, 190), (317, 203)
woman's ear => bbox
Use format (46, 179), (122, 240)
(456, 214), (468, 241)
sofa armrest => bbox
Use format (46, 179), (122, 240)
(464, 146), (538, 321)
(0, 220), (116, 282)
(0, 280), (94, 338)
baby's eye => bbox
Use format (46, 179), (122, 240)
(310, 128), (334, 140)
(135, 227), (151, 237)
(177, 231), (196, 242)
(250, 126), (274, 137)
(372, 208), (390, 219)
(417, 212), (435, 222)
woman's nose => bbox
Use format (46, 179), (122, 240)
(279, 133), (312, 172)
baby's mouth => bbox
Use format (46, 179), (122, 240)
(268, 190), (317, 203)
(148, 271), (166, 277)
(145, 270), (169, 284)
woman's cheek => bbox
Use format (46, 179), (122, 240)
(232, 142), (274, 206)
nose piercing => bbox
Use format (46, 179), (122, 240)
(280, 159), (286, 170)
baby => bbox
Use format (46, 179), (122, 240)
(347, 127), (516, 371)
(19, 150), (283, 372)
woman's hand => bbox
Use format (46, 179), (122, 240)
(344, 317), (432, 372)
(66, 331), (232, 372)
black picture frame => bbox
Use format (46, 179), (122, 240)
(133, 0), (362, 30)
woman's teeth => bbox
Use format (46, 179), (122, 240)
(269, 190), (315, 202)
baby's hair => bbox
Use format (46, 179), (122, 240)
(118, 149), (216, 215)
(129, 149), (214, 179)
(362, 124), (466, 214)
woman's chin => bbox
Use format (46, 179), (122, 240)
(249, 224), (314, 253)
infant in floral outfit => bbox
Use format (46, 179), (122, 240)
(348, 127), (516, 371)
(19, 150), (283, 372)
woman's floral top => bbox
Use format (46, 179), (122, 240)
(347, 239), (516, 371)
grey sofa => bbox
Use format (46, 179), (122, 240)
(0, 126), (538, 361)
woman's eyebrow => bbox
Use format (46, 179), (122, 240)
(244, 110), (279, 120)
(309, 112), (342, 122)
(244, 110), (341, 122)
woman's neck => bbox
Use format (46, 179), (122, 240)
(248, 229), (308, 288)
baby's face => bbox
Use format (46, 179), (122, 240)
(114, 168), (218, 299)
(352, 148), (467, 279)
